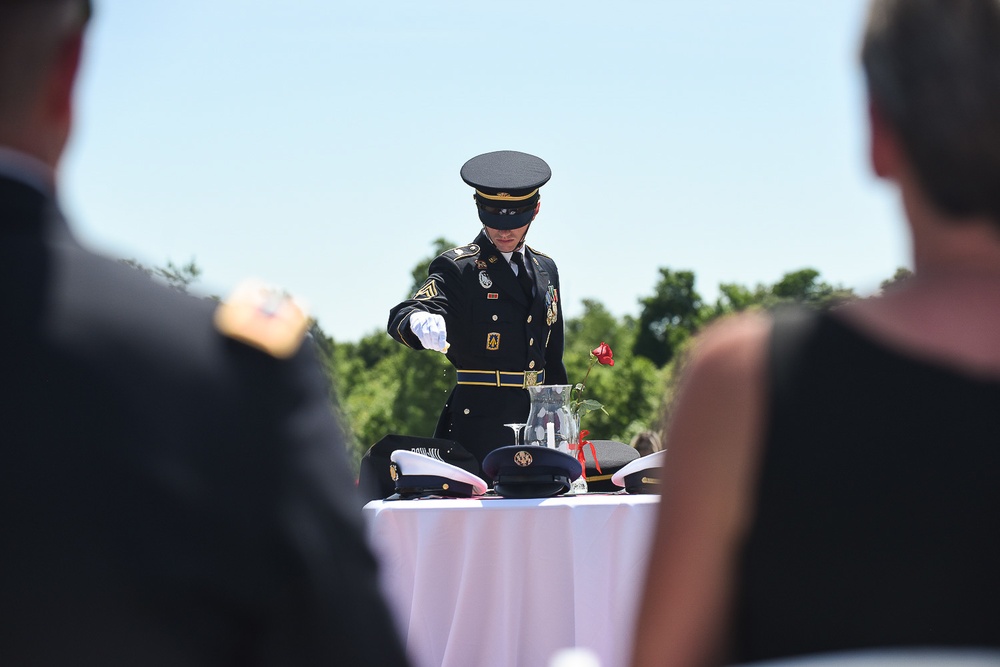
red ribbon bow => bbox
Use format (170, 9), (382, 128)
(569, 429), (601, 478)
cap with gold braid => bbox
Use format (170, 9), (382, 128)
(612, 450), (666, 494)
(214, 279), (311, 359)
(461, 150), (551, 230)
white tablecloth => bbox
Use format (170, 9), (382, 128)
(364, 494), (658, 667)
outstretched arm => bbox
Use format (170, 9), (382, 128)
(387, 258), (463, 351)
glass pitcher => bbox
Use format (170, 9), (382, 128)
(524, 384), (579, 451)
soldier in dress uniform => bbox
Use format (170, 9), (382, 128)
(388, 150), (568, 470)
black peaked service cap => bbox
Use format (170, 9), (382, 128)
(482, 445), (583, 499)
(461, 150), (551, 231)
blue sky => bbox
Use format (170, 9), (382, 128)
(61, 0), (906, 342)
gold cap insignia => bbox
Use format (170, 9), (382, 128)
(514, 450), (533, 467)
(389, 463), (399, 482)
(214, 279), (310, 359)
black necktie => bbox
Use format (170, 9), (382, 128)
(511, 252), (533, 300)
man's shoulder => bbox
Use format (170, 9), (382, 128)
(525, 245), (555, 260)
(58, 247), (308, 362)
(430, 242), (491, 276)
(526, 245), (558, 270)
(437, 242), (482, 263)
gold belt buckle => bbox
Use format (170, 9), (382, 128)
(523, 370), (540, 388)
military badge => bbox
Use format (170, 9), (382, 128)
(545, 285), (559, 325)
(487, 293), (499, 300)
(479, 271), (493, 289)
(414, 279), (439, 300)
(476, 260), (488, 269)
(488, 255), (499, 264)
(389, 462), (399, 482)
(214, 279), (311, 359)
(486, 332), (501, 351)
(514, 450), (533, 467)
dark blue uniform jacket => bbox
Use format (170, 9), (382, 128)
(388, 230), (568, 468)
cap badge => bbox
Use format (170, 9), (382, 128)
(486, 332), (501, 351)
(514, 450), (533, 467)
(479, 271), (493, 289)
(389, 463), (399, 482)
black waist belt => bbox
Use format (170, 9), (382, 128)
(456, 369), (545, 388)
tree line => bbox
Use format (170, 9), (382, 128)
(128, 249), (910, 473)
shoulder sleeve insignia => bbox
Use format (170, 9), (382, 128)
(414, 279), (439, 300)
(214, 279), (311, 359)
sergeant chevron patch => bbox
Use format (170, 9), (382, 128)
(414, 279), (439, 300)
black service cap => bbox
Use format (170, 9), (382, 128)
(461, 150), (551, 230)
(482, 445), (583, 499)
(578, 440), (640, 492)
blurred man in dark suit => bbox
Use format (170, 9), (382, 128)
(0, 2), (409, 665)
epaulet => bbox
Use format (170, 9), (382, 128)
(214, 279), (312, 359)
(443, 243), (480, 261)
(526, 245), (552, 259)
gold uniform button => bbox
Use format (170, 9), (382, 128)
(529, 360), (536, 369)
(529, 338), (535, 346)
(492, 315), (498, 321)
(463, 408), (471, 415)
(527, 316), (532, 323)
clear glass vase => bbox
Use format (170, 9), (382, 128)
(525, 384), (578, 449)
(524, 385), (588, 494)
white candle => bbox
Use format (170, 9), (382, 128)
(546, 422), (556, 448)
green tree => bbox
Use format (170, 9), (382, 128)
(633, 268), (704, 368)
(121, 258), (202, 293)
(563, 300), (664, 445)
(880, 267), (913, 292)
(768, 268), (856, 308)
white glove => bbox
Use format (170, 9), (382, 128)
(409, 311), (449, 352)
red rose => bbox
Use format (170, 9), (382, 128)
(591, 342), (614, 366)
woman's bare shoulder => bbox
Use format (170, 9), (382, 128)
(684, 311), (772, 380)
